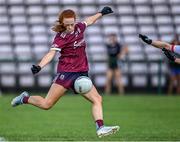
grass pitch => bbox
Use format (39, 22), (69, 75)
(0, 94), (180, 141)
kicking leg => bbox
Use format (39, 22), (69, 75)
(11, 83), (67, 110)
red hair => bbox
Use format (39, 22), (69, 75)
(52, 9), (76, 33)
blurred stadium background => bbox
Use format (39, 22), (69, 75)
(1, 0), (180, 141)
(0, 0), (180, 93)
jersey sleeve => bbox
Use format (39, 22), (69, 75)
(76, 22), (87, 33)
(51, 33), (64, 51)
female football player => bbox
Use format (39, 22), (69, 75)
(139, 34), (180, 64)
(11, 7), (119, 138)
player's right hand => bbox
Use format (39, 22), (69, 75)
(162, 48), (176, 62)
(100, 7), (113, 16)
(31, 65), (41, 75)
(139, 34), (152, 44)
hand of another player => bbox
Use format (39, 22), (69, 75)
(139, 34), (152, 44)
(31, 65), (41, 75)
(162, 48), (176, 62)
(100, 7), (113, 16)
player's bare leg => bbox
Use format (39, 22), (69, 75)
(11, 83), (67, 110)
(114, 68), (124, 95)
(105, 69), (113, 94)
(83, 85), (103, 120)
(168, 74), (180, 95)
(83, 85), (119, 138)
(28, 83), (66, 109)
(176, 74), (180, 94)
(168, 75), (176, 95)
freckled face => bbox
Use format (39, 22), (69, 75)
(63, 18), (75, 33)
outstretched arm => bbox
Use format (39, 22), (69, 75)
(151, 40), (172, 51)
(139, 34), (172, 51)
(84, 7), (113, 26)
(139, 34), (180, 63)
(31, 50), (56, 75)
(84, 13), (102, 26)
(38, 50), (56, 68)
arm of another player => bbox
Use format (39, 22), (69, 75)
(31, 50), (56, 75)
(139, 34), (180, 56)
(139, 34), (172, 51)
(162, 48), (180, 64)
(84, 6), (113, 26)
(151, 40), (172, 51)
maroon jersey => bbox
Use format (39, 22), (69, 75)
(51, 22), (89, 72)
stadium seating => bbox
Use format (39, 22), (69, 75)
(0, 0), (179, 91)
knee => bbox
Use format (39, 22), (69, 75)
(42, 101), (53, 110)
(99, 95), (102, 103)
(94, 95), (102, 105)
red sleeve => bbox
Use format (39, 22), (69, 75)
(51, 33), (64, 51)
(76, 22), (87, 33)
(171, 44), (175, 52)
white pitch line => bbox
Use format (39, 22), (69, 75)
(0, 137), (7, 142)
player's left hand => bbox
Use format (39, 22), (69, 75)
(162, 48), (176, 62)
(100, 7), (113, 16)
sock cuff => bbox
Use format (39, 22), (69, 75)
(23, 96), (29, 104)
(95, 119), (104, 130)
